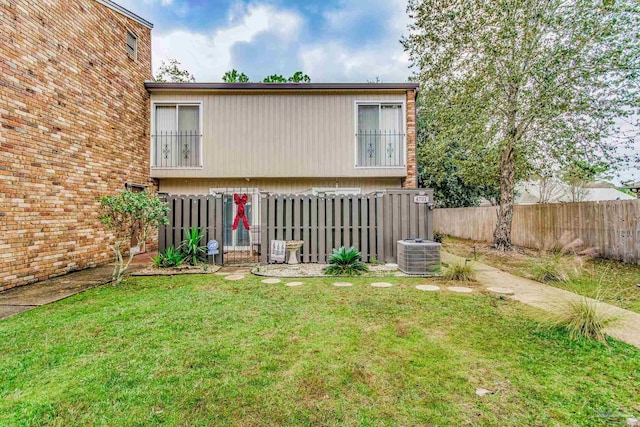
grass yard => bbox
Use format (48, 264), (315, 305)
(443, 237), (640, 314)
(1, 274), (639, 426)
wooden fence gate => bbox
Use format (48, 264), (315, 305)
(158, 189), (434, 265)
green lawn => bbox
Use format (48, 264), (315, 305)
(443, 237), (640, 314)
(1, 274), (639, 426)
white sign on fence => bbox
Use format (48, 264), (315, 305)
(414, 195), (430, 204)
(270, 240), (286, 263)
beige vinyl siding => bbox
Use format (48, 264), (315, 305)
(150, 91), (408, 179)
(159, 178), (402, 195)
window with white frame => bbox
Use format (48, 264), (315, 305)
(126, 30), (137, 59)
(152, 104), (202, 168)
(356, 103), (405, 167)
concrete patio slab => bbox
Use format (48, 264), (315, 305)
(0, 264), (145, 320)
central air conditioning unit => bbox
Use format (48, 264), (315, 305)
(397, 239), (441, 275)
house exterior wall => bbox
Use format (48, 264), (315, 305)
(0, 0), (153, 290)
(159, 178), (403, 195)
(149, 90), (415, 179)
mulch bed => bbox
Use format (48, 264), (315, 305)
(131, 264), (221, 276)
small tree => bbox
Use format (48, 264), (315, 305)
(155, 59), (195, 83)
(222, 69), (250, 83)
(99, 190), (169, 285)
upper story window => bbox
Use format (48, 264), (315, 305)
(126, 30), (137, 59)
(356, 103), (405, 167)
(152, 104), (202, 168)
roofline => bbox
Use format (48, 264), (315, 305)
(93, 0), (153, 29)
(144, 82), (419, 92)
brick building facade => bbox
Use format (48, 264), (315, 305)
(0, 0), (153, 290)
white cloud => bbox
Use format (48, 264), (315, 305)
(300, 0), (412, 82)
(300, 42), (410, 82)
(152, 4), (302, 81)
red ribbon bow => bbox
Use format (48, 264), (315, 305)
(231, 193), (250, 231)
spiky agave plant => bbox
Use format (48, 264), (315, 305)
(323, 246), (369, 276)
(179, 227), (207, 266)
(153, 246), (185, 268)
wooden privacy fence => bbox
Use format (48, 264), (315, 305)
(158, 189), (434, 264)
(434, 200), (640, 264)
(158, 195), (224, 257)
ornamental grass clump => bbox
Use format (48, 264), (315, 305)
(442, 261), (475, 281)
(528, 254), (576, 283)
(323, 246), (369, 276)
(552, 297), (619, 343)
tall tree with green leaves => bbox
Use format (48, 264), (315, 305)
(155, 59), (195, 83)
(403, 0), (640, 249)
(222, 69), (250, 83)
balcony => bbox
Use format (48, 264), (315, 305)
(356, 130), (406, 168)
(151, 131), (202, 168)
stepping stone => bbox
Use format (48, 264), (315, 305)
(416, 284), (440, 291)
(486, 287), (514, 295)
(285, 281), (304, 287)
(261, 278), (281, 284)
(447, 286), (473, 293)
(333, 282), (353, 287)
(225, 274), (245, 281)
(475, 388), (494, 397)
(371, 282), (393, 288)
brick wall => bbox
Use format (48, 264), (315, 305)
(0, 0), (153, 290)
(402, 89), (417, 188)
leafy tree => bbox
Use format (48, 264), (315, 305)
(264, 72), (311, 83)
(288, 71), (311, 83)
(263, 74), (287, 83)
(99, 190), (169, 285)
(418, 114), (500, 207)
(403, 0), (640, 249)
(561, 161), (609, 202)
(155, 58), (195, 83)
(222, 69), (250, 83)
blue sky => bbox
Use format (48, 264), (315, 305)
(117, 0), (412, 83)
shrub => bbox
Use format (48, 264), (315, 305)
(323, 246), (369, 276)
(179, 227), (207, 266)
(99, 190), (169, 285)
(442, 261), (475, 281)
(153, 247), (185, 268)
(553, 297), (619, 342)
(528, 254), (577, 283)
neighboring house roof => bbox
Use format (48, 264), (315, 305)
(145, 82), (420, 92)
(94, 0), (154, 29)
(514, 181), (636, 204)
(623, 181), (640, 190)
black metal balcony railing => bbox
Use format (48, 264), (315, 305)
(356, 130), (406, 167)
(152, 131), (202, 168)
